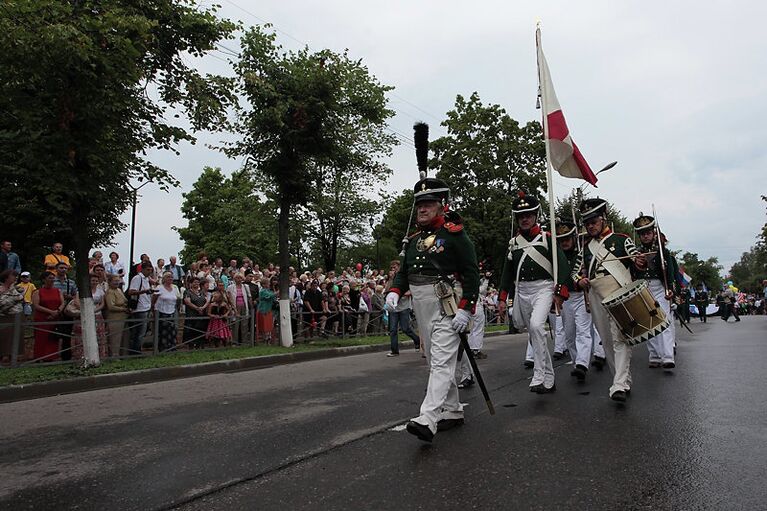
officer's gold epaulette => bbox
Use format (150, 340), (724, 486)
(444, 222), (463, 233)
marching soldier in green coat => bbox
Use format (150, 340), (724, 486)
(497, 192), (570, 394)
(572, 198), (644, 402)
(387, 177), (480, 443)
(632, 213), (679, 369)
(555, 219), (595, 381)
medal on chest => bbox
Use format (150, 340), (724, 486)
(416, 234), (437, 252)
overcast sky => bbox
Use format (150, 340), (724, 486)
(102, 0), (767, 272)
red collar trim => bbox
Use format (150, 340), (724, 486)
(426, 215), (446, 231)
(597, 226), (612, 240)
(517, 224), (542, 240)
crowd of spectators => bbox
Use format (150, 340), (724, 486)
(0, 241), (511, 366)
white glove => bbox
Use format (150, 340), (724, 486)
(385, 291), (399, 310)
(451, 309), (471, 333)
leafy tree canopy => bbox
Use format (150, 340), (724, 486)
(176, 167), (277, 265)
(224, 26), (396, 299)
(728, 195), (767, 292)
(1, 0), (236, 286)
(429, 92), (547, 273)
(679, 252), (723, 291)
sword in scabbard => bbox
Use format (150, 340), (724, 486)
(432, 272), (495, 416)
(458, 331), (495, 415)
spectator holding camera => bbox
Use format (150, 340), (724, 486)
(128, 262), (154, 355)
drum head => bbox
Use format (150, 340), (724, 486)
(602, 279), (648, 307)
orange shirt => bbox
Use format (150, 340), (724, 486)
(44, 253), (70, 272)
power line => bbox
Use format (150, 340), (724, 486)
(388, 92), (444, 124)
(220, 0), (450, 135)
(221, 0), (306, 47)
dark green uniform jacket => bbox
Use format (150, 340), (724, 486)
(631, 242), (680, 294)
(499, 225), (570, 302)
(571, 228), (638, 287)
(391, 214), (480, 312)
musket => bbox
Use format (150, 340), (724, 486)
(571, 198), (591, 313)
(651, 204), (671, 297)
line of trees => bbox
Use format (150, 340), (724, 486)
(2, 0), (237, 364)
(5, 3), (745, 359)
(728, 195), (767, 292)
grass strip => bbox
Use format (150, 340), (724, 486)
(1, 326), (512, 387)
(0, 334), (399, 387)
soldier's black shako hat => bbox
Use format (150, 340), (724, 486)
(632, 212), (656, 232)
(580, 197), (608, 221)
(511, 191), (540, 214)
(413, 177), (450, 205)
(555, 219), (577, 238)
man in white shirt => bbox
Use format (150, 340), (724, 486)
(164, 256), (186, 288)
(128, 262), (154, 355)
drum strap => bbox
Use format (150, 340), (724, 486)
(588, 238), (631, 287)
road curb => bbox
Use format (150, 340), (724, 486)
(0, 330), (513, 403)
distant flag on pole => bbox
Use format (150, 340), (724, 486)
(676, 265), (692, 288)
(536, 27), (598, 186)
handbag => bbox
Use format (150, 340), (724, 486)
(127, 276), (143, 310)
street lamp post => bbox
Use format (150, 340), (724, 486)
(127, 181), (150, 279)
(369, 217), (381, 271)
(576, 161), (619, 203)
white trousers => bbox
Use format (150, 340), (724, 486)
(589, 288), (632, 396)
(517, 280), (555, 387)
(468, 302), (485, 350)
(561, 292), (594, 368)
(525, 340), (534, 362)
(646, 279), (676, 364)
(592, 323), (605, 358)
(457, 302), (486, 380)
(409, 284), (463, 434)
(551, 313), (567, 354)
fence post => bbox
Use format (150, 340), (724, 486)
(341, 310), (346, 339)
(10, 312), (22, 368)
(153, 313), (159, 355)
(248, 309), (254, 346)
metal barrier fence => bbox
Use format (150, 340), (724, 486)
(2, 308), (400, 368)
(1, 306), (507, 369)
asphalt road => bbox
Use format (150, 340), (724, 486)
(1, 316), (765, 510)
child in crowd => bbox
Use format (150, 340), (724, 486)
(206, 291), (231, 347)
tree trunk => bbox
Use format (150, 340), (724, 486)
(278, 195), (293, 347)
(73, 232), (100, 367)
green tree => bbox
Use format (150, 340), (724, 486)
(301, 149), (394, 271)
(1, 1), (235, 365)
(729, 244), (767, 292)
(678, 252), (723, 291)
(224, 26), (395, 344)
(728, 196), (767, 292)
(429, 92), (547, 274)
(176, 167), (278, 264)
(377, 189), (415, 264)
(555, 190), (634, 238)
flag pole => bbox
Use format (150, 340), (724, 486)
(536, 24), (560, 314)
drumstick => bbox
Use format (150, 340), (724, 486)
(598, 251), (657, 263)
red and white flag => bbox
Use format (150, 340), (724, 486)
(536, 28), (597, 185)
